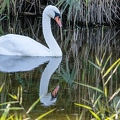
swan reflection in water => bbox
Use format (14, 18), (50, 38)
(0, 55), (62, 106)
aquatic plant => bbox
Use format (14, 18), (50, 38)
(0, 85), (56, 120)
(56, 0), (120, 26)
(74, 53), (120, 119)
(0, 0), (120, 26)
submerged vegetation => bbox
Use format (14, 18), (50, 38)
(0, 84), (56, 120)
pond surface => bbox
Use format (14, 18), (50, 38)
(0, 17), (120, 119)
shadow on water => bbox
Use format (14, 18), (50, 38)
(0, 17), (120, 119)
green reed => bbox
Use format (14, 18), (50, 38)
(0, 85), (56, 120)
(74, 53), (120, 120)
(56, 0), (120, 26)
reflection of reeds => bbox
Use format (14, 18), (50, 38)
(61, 26), (120, 118)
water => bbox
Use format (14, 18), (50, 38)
(0, 17), (120, 119)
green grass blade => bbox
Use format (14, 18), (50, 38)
(8, 93), (18, 100)
(66, 114), (71, 120)
(0, 82), (5, 92)
(74, 81), (104, 94)
(104, 63), (119, 85)
(93, 95), (101, 108)
(27, 98), (40, 114)
(0, 101), (19, 106)
(89, 110), (101, 120)
(96, 56), (101, 67)
(9, 107), (24, 110)
(88, 60), (101, 70)
(109, 87), (120, 102)
(101, 53), (112, 74)
(35, 108), (56, 120)
(1, 104), (10, 120)
(103, 59), (120, 78)
(74, 103), (92, 110)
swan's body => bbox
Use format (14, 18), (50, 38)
(0, 5), (62, 56)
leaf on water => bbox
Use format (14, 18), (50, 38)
(27, 98), (40, 114)
(66, 114), (71, 120)
(35, 108), (56, 120)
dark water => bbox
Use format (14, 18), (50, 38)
(0, 17), (120, 119)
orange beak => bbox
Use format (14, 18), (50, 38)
(54, 16), (62, 27)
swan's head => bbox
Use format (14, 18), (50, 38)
(43, 5), (62, 27)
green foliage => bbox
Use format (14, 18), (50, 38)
(60, 58), (77, 86)
(75, 53), (120, 119)
(0, 85), (56, 120)
(57, 0), (80, 24)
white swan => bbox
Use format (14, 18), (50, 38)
(40, 57), (62, 106)
(0, 55), (62, 106)
(0, 5), (62, 56)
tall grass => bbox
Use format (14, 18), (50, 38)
(0, 0), (120, 26)
(56, 0), (120, 26)
(0, 84), (56, 120)
(74, 54), (120, 120)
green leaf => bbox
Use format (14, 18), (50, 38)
(104, 63), (119, 86)
(0, 101), (19, 106)
(88, 60), (101, 70)
(103, 58), (120, 78)
(109, 87), (120, 102)
(74, 103), (92, 110)
(101, 53), (112, 74)
(35, 108), (56, 120)
(89, 110), (101, 120)
(8, 93), (18, 100)
(1, 104), (10, 120)
(27, 98), (40, 114)
(96, 56), (101, 67)
(0, 83), (5, 92)
(74, 81), (104, 94)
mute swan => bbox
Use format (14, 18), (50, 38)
(0, 5), (62, 56)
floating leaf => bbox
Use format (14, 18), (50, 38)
(35, 108), (56, 120)
(27, 98), (40, 114)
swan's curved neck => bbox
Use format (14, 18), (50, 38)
(39, 57), (62, 106)
(42, 12), (62, 56)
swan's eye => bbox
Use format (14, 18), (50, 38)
(54, 12), (61, 19)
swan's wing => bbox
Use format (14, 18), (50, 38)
(0, 34), (50, 56)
